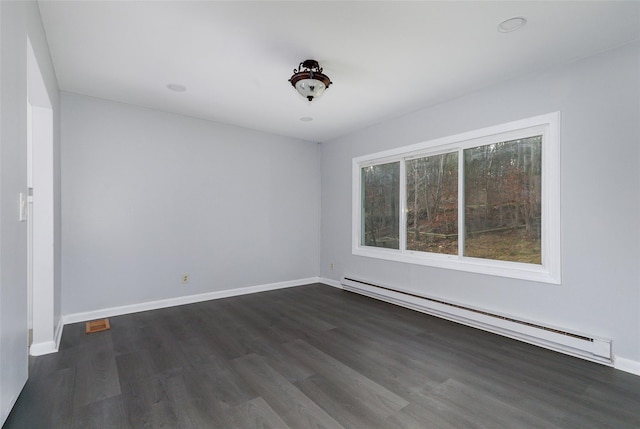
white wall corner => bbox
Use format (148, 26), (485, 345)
(614, 356), (640, 376)
(319, 277), (342, 288)
(54, 317), (64, 350)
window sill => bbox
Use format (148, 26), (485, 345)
(353, 246), (561, 284)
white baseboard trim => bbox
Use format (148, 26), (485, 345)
(62, 277), (321, 325)
(30, 317), (64, 356)
(29, 340), (57, 356)
(614, 356), (640, 376)
(319, 277), (342, 288)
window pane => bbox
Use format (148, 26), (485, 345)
(361, 162), (400, 249)
(464, 136), (542, 264)
(406, 153), (458, 254)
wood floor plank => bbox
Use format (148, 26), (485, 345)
(71, 395), (128, 429)
(116, 350), (178, 428)
(384, 401), (471, 429)
(192, 303), (253, 360)
(231, 353), (346, 429)
(3, 367), (76, 429)
(161, 372), (228, 429)
(303, 323), (448, 395)
(182, 361), (257, 409)
(283, 339), (410, 419)
(226, 397), (292, 429)
(248, 335), (316, 384)
(441, 361), (573, 426)
(430, 378), (564, 429)
(5, 284), (640, 428)
(138, 324), (192, 374)
(71, 334), (121, 408)
(295, 374), (389, 429)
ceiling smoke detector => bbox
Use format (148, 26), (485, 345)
(498, 17), (527, 33)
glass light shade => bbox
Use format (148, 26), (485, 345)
(295, 78), (326, 100)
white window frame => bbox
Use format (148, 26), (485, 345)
(352, 112), (561, 284)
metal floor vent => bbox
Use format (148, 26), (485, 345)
(85, 318), (111, 334)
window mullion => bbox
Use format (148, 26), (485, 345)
(458, 147), (465, 258)
(399, 158), (407, 252)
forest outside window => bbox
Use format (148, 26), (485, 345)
(352, 113), (560, 283)
(361, 162), (400, 249)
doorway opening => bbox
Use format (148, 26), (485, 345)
(27, 37), (55, 356)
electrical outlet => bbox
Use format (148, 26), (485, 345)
(330, 263), (334, 270)
(181, 274), (189, 284)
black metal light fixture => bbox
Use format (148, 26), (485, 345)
(289, 59), (332, 101)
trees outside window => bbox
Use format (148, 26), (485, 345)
(362, 162), (400, 249)
(464, 137), (542, 264)
(406, 153), (458, 255)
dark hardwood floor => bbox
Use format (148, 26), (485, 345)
(5, 284), (640, 428)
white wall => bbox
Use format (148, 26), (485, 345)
(320, 42), (640, 366)
(0, 1), (60, 425)
(61, 93), (320, 315)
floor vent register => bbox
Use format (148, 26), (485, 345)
(85, 318), (111, 334)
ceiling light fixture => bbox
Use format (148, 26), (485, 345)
(498, 17), (527, 33)
(289, 59), (332, 101)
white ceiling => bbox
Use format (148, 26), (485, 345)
(38, 1), (639, 142)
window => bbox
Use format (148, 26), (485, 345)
(406, 152), (458, 255)
(362, 162), (400, 249)
(352, 113), (560, 283)
(464, 136), (542, 264)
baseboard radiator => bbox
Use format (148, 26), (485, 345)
(341, 277), (612, 365)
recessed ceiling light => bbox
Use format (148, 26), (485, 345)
(300, 116), (313, 122)
(498, 17), (527, 33)
(166, 83), (187, 92)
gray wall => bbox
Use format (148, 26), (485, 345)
(61, 93), (320, 315)
(0, 1), (60, 424)
(320, 42), (640, 363)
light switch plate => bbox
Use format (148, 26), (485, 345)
(19, 193), (27, 222)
